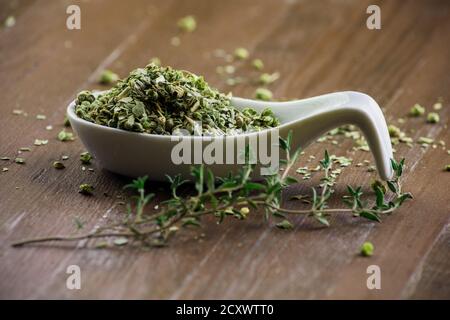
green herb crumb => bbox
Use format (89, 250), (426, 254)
(259, 72), (280, 85)
(114, 238), (128, 246)
(99, 69), (119, 84)
(57, 130), (74, 141)
(177, 15), (196, 32)
(409, 103), (425, 116)
(79, 183), (94, 195)
(426, 112), (440, 123)
(15, 157), (25, 164)
(251, 59), (264, 70)
(234, 47), (249, 60)
(255, 87), (273, 101)
(276, 219), (293, 230)
(80, 151), (92, 164)
(53, 161), (65, 169)
(360, 241), (374, 257)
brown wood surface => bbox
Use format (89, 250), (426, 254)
(0, 0), (449, 299)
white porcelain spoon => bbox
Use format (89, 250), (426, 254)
(67, 91), (393, 181)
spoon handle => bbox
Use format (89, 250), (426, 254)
(233, 91), (394, 180)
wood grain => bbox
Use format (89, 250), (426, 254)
(0, 0), (449, 299)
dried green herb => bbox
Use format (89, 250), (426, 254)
(259, 72), (279, 85)
(360, 242), (374, 257)
(254, 87), (273, 101)
(80, 151), (92, 164)
(99, 69), (119, 85)
(251, 59), (264, 70)
(14, 157), (25, 164)
(426, 112), (440, 123)
(57, 130), (74, 141)
(409, 103), (425, 116)
(4, 16), (15, 28)
(1, 157), (10, 161)
(177, 15), (196, 32)
(53, 161), (65, 169)
(2, 167), (8, 172)
(34, 139), (48, 146)
(64, 115), (71, 127)
(36, 114), (46, 120)
(79, 183), (94, 195)
(445, 164), (450, 172)
(234, 47), (249, 60)
(75, 64), (279, 135)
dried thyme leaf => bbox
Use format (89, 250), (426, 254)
(99, 69), (119, 84)
(57, 130), (74, 141)
(75, 64), (279, 135)
(1, 157), (10, 161)
(445, 164), (450, 172)
(276, 219), (293, 230)
(251, 59), (264, 70)
(255, 87), (273, 101)
(15, 157), (25, 164)
(53, 161), (65, 169)
(409, 103), (425, 116)
(113, 238), (128, 246)
(259, 72), (279, 85)
(79, 183), (94, 195)
(234, 47), (249, 60)
(36, 114), (46, 120)
(34, 139), (48, 146)
(360, 242), (374, 257)
(4, 16), (16, 28)
(177, 15), (196, 32)
(426, 112), (440, 123)
(80, 151), (92, 164)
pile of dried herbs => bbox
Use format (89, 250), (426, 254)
(75, 64), (279, 135)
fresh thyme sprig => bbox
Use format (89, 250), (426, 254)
(12, 132), (412, 248)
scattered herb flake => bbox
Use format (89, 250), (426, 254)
(251, 59), (264, 70)
(418, 137), (434, 144)
(113, 238), (128, 246)
(57, 130), (74, 141)
(409, 103), (425, 117)
(4, 16), (16, 28)
(14, 157), (25, 164)
(360, 242), (374, 257)
(426, 112), (440, 123)
(80, 151), (92, 164)
(255, 87), (273, 101)
(53, 161), (65, 169)
(79, 183), (94, 195)
(36, 114), (46, 120)
(177, 15), (196, 32)
(276, 219), (293, 230)
(234, 47), (249, 60)
(99, 69), (119, 84)
(34, 139), (48, 146)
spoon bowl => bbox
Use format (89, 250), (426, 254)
(67, 91), (393, 181)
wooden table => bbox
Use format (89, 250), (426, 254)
(1, 0), (449, 299)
